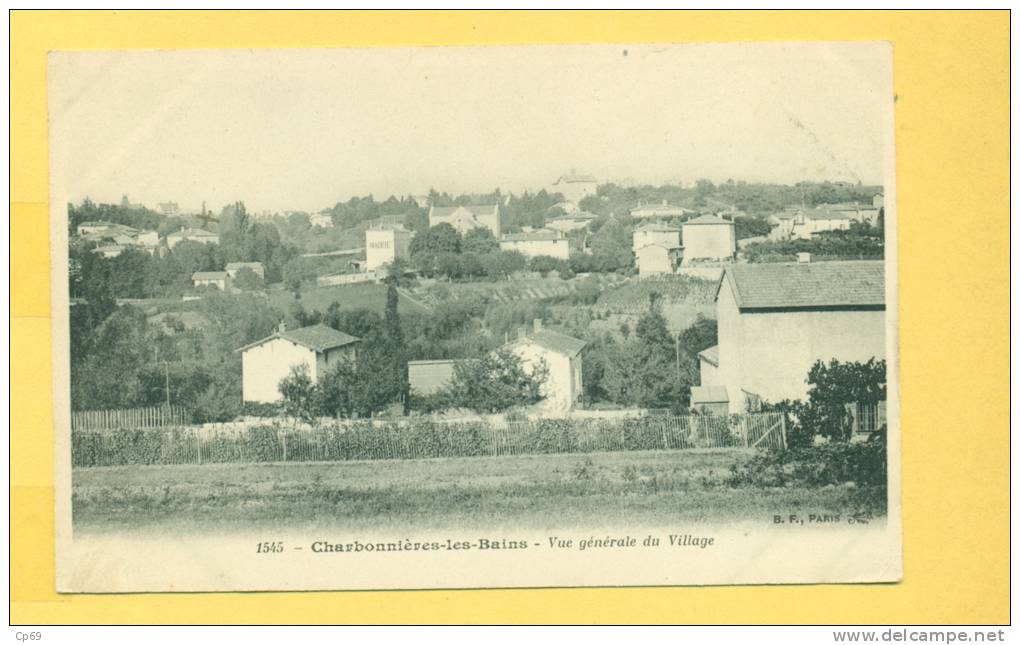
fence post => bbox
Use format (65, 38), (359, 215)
(281, 431), (288, 462)
(779, 414), (787, 449)
(196, 431), (203, 465)
(742, 416), (749, 448)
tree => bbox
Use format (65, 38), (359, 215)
(282, 256), (317, 291)
(232, 266), (263, 291)
(634, 293), (673, 356)
(589, 218), (633, 271)
(278, 364), (318, 423)
(677, 315), (717, 358)
(462, 227), (499, 255)
(384, 284), (409, 413)
(409, 222), (461, 257)
(802, 358), (887, 441)
(430, 350), (548, 413)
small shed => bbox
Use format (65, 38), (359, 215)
(690, 385), (730, 416)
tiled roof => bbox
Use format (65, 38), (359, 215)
(408, 359), (457, 395)
(684, 214), (733, 226)
(722, 261), (885, 310)
(513, 330), (587, 357)
(429, 205), (499, 218)
(635, 223), (681, 232)
(192, 271), (228, 280)
(236, 323), (361, 354)
(691, 386), (729, 404)
(697, 345), (719, 366)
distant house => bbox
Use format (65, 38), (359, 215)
(167, 227), (219, 249)
(192, 271), (230, 291)
(77, 221), (118, 236)
(310, 212), (335, 228)
(546, 212), (596, 233)
(92, 244), (125, 258)
(412, 195), (431, 209)
(504, 323), (586, 412)
(768, 208), (853, 240)
(630, 201), (690, 219)
(632, 222), (681, 253)
(697, 260), (885, 413)
(816, 202), (882, 226)
(408, 359), (458, 396)
(499, 228), (571, 260)
(635, 244), (681, 277)
(225, 262), (265, 280)
(236, 323), (361, 404)
(550, 173), (598, 204)
(428, 204), (501, 238)
(158, 201), (180, 216)
(365, 225), (412, 271)
(681, 214), (735, 263)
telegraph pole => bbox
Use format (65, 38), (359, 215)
(674, 333), (681, 379)
(164, 361), (171, 407)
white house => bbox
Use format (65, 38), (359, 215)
(428, 204), (501, 238)
(225, 261), (266, 280)
(632, 223), (681, 253)
(167, 227), (220, 249)
(550, 173), (598, 204)
(365, 225), (412, 271)
(630, 201), (690, 219)
(697, 260), (885, 413)
(499, 228), (571, 260)
(504, 323), (587, 412)
(192, 271), (230, 290)
(768, 208), (853, 240)
(635, 244), (681, 277)
(546, 213), (596, 233)
(681, 214), (735, 262)
(236, 323), (361, 404)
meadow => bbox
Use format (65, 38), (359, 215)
(72, 449), (881, 535)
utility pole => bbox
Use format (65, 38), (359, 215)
(164, 361), (171, 407)
(674, 333), (681, 379)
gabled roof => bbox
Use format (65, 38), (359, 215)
(635, 223), (681, 233)
(508, 329), (587, 357)
(236, 323), (361, 354)
(635, 242), (679, 255)
(720, 261), (885, 310)
(684, 214), (733, 226)
(429, 204), (499, 218)
(697, 345), (719, 367)
(192, 271), (228, 280)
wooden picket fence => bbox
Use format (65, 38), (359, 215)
(71, 405), (191, 432)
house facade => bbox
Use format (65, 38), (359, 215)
(681, 214), (736, 262)
(428, 204), (501, 238)
(192, 271), (230, 290)
(499, 229), (571, 260)
(768, 208), (853, 240)
(630, 201), (690, 219)
(632, 223), (681, 253)
(697, 260), (886, 413)
(504, 325), (586, 413)
(635, 244), (680, 277)
(365, 225), (412, 270)
(237, 323), (361, 404)
(167, 227), (220, 249)
(309, 212), (335, 228)
(550, 173), (598, 204)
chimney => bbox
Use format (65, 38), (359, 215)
(797, 252), (812, 264)
(278, 321), (287, 333)
(534, 318), (543, 333)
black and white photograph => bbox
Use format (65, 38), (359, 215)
(49, 42), (901, 592)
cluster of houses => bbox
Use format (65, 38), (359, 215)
(238, 253), (885, 422)
(75, 220), (219, 258)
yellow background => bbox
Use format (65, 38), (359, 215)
(11, 10), (1010, 624)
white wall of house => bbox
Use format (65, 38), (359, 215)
(242, 338), (319, 404)
(715, 280), (885, 411)
(508, 343), (581, 412)
(365, 228), (411, 270)
(499, 238), (570, 260)
(699, 358), (720, 387)
(635, 245), (675, 276)
(193, 277), (227, 290)
(429, 206), (501, 238)
(682, 223), (735, 261)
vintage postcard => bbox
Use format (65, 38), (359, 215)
(50, 42), (901, 592)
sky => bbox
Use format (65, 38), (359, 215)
(49, 42), (892, 214)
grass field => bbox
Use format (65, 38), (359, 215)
(72, 449), (881, 535)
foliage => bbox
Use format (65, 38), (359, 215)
(232, 266), (263, 291)
(742, 223), (884, 263)
(727, 439), (887, 496)
(462, 227), (499, 255)
(678, 315), (717, 359)
(278, 364), (318, 423)
(421, 349), (549, 413)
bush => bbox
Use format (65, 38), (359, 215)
(728, 439), (887, 490)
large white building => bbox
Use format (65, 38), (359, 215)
(632, 223), (681, 253)
(681, 214), (735, 262)
(696, 260), (885, 412)
(428, 204), (501, 238)
(365, 225), (412, 271)
(504, 324), (587, 413)
(635, 244), (681, 277)
(550, 173), (598, 204)
(630, 201), (690, 219)
(768, 208), (854, 240)
(499, 228), (571, 260)
(237, 323), (361, 404)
